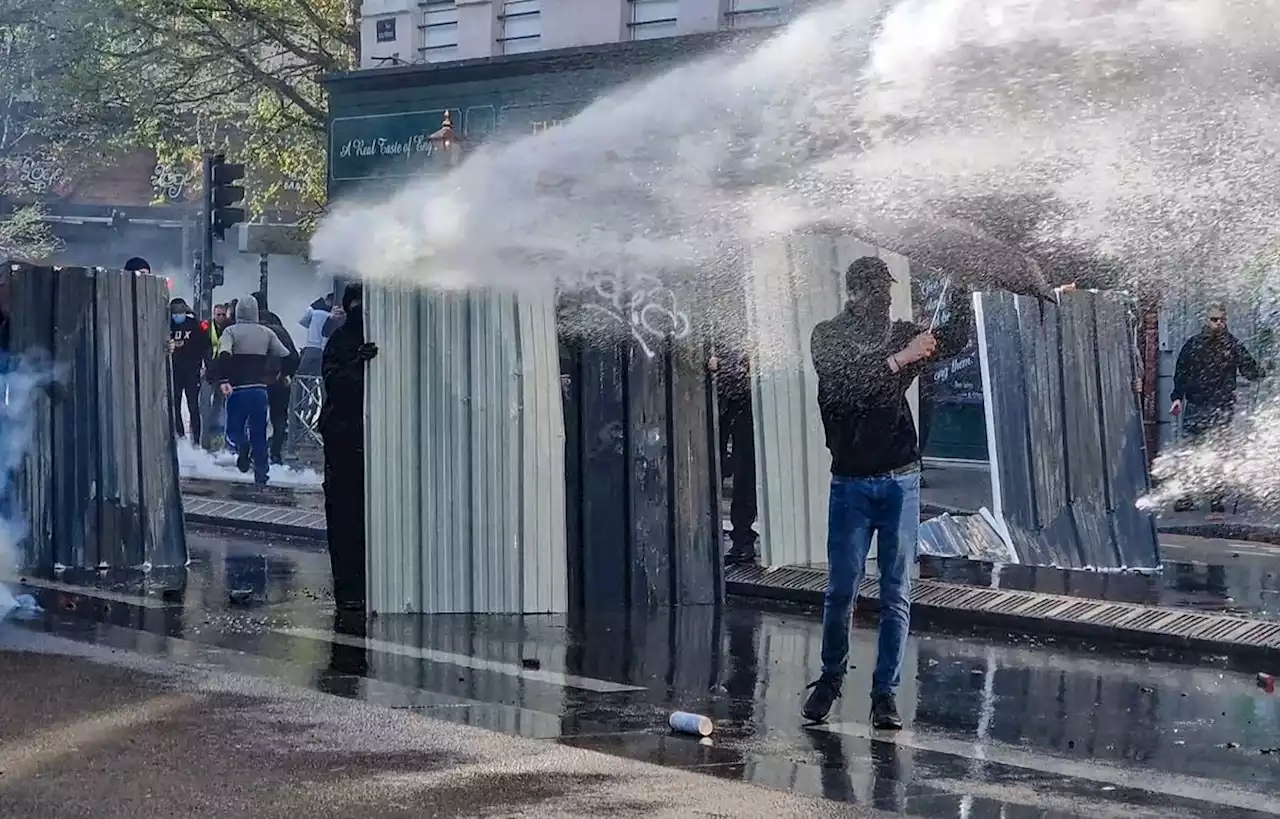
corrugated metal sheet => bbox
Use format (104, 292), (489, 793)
(747, 234), (915, 567)
(976, 290), (1159, 569)
(560, 334), (721, 610)
(365, 284), (567, 614)
(9, 264), (185, 572)
(918, 512), (1017, 563)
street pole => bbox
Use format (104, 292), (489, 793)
(258, 253), (268, 303)
(201, 152), (214, 320)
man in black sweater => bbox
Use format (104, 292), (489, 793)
(168, 297), (212, 442)
(802, 257), (971, 730)
(1170, 303), (1264, 517)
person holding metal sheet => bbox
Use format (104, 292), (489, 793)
(213, 295), (291, 485)
(803, 256), (971, 730)
(1170, 303), (1264, 519)
(319, 283), (377, 611)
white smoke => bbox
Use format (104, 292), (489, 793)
(314, 0), (1280, 298)
(312, 0), (1280, 496)
(0, 355), (55, 620)
(175, 438), (321, 488)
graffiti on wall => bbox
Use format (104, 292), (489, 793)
(578, 270), (692, 359)
(11, 154), (69, 196)
(151, 163), (191, 202)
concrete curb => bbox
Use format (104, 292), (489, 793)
(725, 564), (1280, 662)
(185, 511), (325, 541)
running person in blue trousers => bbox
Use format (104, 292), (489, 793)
(804, 257), (971, 730)
(213, 295), (291, 485)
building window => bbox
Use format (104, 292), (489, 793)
(726, 0), (784, 28)
(375, 18), (397, 43)
(419, 0), (458, 62)
(499, 0), (541, 55)
(629, 0), (678, 41)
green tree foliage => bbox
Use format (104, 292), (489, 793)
(3, 0), (360, 216)
(0, 203), (60, 260)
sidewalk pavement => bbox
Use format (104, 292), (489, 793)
(0, 633), (870, 819)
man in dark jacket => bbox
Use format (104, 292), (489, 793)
(252, 294), (300, 464)
(320, 283), (378, 610)
(1170, 303), (1264, 516)
(168, 297), (212, 442)
(802, 257), (971, 730)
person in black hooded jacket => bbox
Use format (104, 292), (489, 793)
(320, 283), (378, 610)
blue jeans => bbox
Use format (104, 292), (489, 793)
(226, 387), (270, 484)
(820, 471), (920, 695)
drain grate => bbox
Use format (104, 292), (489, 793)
(184, 496), (326, 537)
(729, 565), (1280, 655)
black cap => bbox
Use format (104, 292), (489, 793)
(124, 257), (151, 273)
(845, 256), (894, 294)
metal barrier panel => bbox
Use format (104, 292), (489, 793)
(9, 265), (185, 573)
(561, 336), (721, 609)
(365, 284), (567, 615)
(748, 234), (915, 568)
(10, 264), (55, 570)
(976, 290), (1158, 569)
(135, 272), (186, 569)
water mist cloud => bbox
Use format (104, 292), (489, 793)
(1143, 385), (1280, 512)
(314, 0), (1280, 301)
(0, 355), (55, 620)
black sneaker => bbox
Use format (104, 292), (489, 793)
(236, 447), (251, 474)
(870, 693), (903, 731)
(802, 674), (842, 723)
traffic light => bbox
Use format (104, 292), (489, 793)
(206, 153), (245, 241)
(209, 263), (225, 288)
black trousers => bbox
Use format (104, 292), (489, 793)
(268, 384), (290, 461)
(323, 439), (367, 606)
(171, 368), (202, 441)
(720, 392), (758, 547)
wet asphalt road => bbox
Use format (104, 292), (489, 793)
(0, 633), (869, 819)
(4, 527), (1280, 818)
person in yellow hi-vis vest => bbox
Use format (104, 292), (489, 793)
(202, 304), (231, 450)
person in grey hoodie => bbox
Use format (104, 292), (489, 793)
(297, 294), (333, 377)
(214, 295), (290, 484)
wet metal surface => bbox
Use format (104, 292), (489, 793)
(976, 291), (1159, 570)
(8, 528), (1280, 818)
(12, 265), (186, 573)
